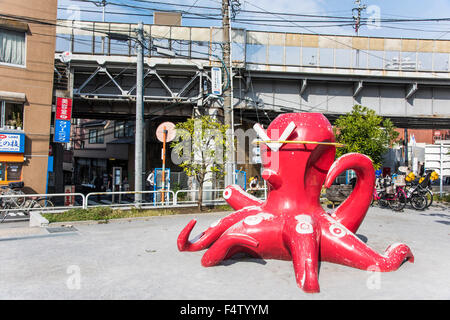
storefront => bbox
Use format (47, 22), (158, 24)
(0, 132), (25, 185)
(74, 157), (128, 187)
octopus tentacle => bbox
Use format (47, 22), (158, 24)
(223, 185), (264, 211)
(201, 233), (259, 267)
(284, 216), (321, 293)
(177, 207), (260, 252)
(319, 216), (414, 271)
(324, 153), (375, 234)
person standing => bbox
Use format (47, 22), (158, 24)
(249, 176), (259, 195)
(107, 173), (113, 201)
(94, 172), (103, 202)
(146, 169), (155, 202)
(249, 176), (259, 189)
(107, 173), (113, 192)
(122, 176), (129, 191)
(418, 162), (425, 177)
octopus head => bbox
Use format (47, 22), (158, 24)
(258, 113), (336, 192)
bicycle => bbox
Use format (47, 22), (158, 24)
(0, 183), (54, 222)
(393, 172), (429, 211)
(405, 170), (437, 209)
(0, 181), (26, 208)
(371, 177), (407, 211)
(1, 196), (54, 223)
(396, 184), (428, 210)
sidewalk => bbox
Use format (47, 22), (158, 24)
(0, 205), (449, 299)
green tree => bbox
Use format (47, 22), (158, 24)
(334, 105), (399, 169)
(171, 115), (229, 211)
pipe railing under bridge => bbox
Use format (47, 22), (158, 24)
(56, 20), (450, 74)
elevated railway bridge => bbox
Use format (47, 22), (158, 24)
(54, 20), (450, 130)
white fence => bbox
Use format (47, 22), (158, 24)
(0, 188), (268, 219)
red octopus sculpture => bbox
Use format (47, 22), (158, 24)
(177, 113), (414, 293)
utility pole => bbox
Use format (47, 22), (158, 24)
(352, 0), (366, 67)
(101, 0), (106, 53)
(404, 128), (409, 166)
(135, 22), (144, 204)
(222, 0), (234, 187)
(352, 0), (366, 35)
(94, 0), (107, 53)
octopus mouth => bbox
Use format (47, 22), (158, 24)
(253, 139), (345, 147)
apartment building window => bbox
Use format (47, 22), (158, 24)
(0, 28), (26, 67)
(0, 101), (24, 130)
(88, 129), (104, 144)
(114, 121), (134, 138)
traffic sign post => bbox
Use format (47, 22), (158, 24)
(161, 128), (167, 203)
(156, 122), (176, 203)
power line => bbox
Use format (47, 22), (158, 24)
(73, 0), (221, 18)
(6, 9), (449, 71)
(55, 0), (450, 39)
(129, 0), (362, 18)
(55, 7), (450, 32)
(7, 9), (450, 67)
(69, 0), (450, 24)
(121, 0), (357, 19)
(58, 6), (216, 19)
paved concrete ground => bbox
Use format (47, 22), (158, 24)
(0, 204), (449, 300)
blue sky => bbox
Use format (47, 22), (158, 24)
(57, 0), (450, 40)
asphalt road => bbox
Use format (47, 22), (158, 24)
(0, 204), (449, 300)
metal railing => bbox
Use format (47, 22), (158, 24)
(245, 187), (267, 200)
(174, 189), (227, 206)
(56, 19), (450, 74)
(174, 188), (268, 206)
(84, 190), (175, 209)
(0, 193), (86, 221)
(0, 187), (271, 220)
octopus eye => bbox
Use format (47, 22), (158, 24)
(296, 222), (313, 234)
(329, 224), (347, 238)
(223, 188), (232, 199)
(244, 215), (263, 226)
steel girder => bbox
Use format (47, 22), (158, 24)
(72, 63), (212, 105)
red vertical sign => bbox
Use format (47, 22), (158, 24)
(56, 97), (73, 121)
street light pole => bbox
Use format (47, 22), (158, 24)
(135, 22), (144, 204)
